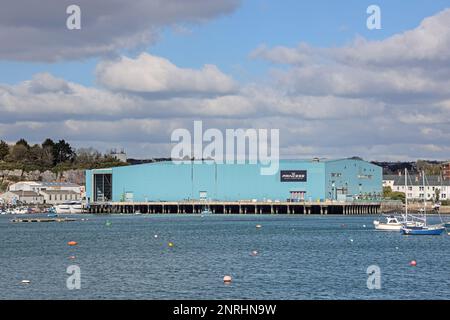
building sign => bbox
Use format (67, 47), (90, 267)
(280, 170), (307, 182)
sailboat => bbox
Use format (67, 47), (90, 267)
(374, 168), (416, 231)
(401, 171), (445, 236)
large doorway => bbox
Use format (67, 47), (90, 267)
(94, 174), (112, 202)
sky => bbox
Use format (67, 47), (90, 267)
(0, 0), (450, 161)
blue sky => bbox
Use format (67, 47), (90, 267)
(1, 0), (450, 161)
(1, 0), (449, 85)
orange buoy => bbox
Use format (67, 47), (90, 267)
(410, 260), (417, 267)
(68, 241), (78, 246)
(223, 275), (232, 283)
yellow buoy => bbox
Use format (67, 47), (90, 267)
(168, 242), (174, 247)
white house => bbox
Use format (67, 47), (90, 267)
(7, 181), (83, 204)
(0, 191), (44, 205)
(39, 190), (81, 205)
(383, 174), (449, 201)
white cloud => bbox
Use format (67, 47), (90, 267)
(0, 0), (241, 61)
(252, 8), (450, 103)
(96, 53), (237, 95)
(336, 9), (450, 68)
(2, 9), (450, 161)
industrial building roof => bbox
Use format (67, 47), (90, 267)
(39, 190), (79, 195)
(89, 157), (374, 171)
(40, 182), (80, 187)
(9, 191), (42, 197)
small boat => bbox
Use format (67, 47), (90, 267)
(55, 201), (83, 214)
(374, 168), (420, 231)
(401, 171), (445, 236)
(12, 207), (29, 215)
(47, 213), (58, 218)
(401, 224), (445, 236)
(373, 215), (403, 231)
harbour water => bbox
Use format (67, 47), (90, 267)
(0, 214), (449, 300)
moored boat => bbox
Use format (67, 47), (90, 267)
(401, 171), (445, 236)
(374, 168), (421, 231)
(55, 201), (83, 214)
(373, 215), (403, 231)
(401, 224), (445, 235)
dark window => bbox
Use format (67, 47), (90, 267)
(94, 174), (112, 202)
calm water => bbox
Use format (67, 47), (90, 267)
(0, 214), (449, 300)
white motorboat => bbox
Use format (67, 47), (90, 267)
(55, 201), (83, 214)
(374, 168), (423, 231)
(373, 215), (404, 231)
(12, 207), (29, 215)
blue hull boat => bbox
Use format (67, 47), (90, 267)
(401, 226), (445, 235)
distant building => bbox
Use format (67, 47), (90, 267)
(0, 191), (44, 205)
(7, 181), (83, 204)
(8, 181), (42, 193)
(86, 158), (383, 203)
(40, 190), (81, 205)
(9, 181), (82, 194)
(383, 174), (449, 201)
(443, 161), (450, 181)
(109, 149), (127, 163)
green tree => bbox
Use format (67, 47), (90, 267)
(53, 140), (75, 164)
(41, 138), (55, 166)
(383, 186), (392, 198)
(6, 144), (29, 163)
(42, 138), (55, 150)
(0, 140), (9, 161)
(383, 186), (405, 203)
(16, 138), (30, 149)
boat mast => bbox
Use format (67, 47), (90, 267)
(405, 168), (408, 220)
(423, 170), (427, 226)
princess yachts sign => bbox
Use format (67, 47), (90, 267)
(280, 170), (307, 182)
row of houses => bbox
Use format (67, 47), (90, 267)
(0, 181), (84, 205)
(383, 173), (450, 201)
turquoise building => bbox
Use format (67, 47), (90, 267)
(85, 158), (382, 203)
